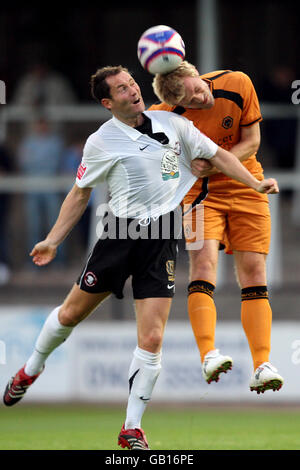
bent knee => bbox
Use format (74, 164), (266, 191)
(237, 273), (267, 289)
(139, 328), (164, 353)
(190, 256), (217, 282)
(237, 262), (266, 286)
(58, 304), (85, 327)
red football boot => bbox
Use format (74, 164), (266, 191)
(3, 365), (44, 406)
(118, 424), (150, 450)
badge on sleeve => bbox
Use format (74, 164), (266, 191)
(77, 163), (87, 180)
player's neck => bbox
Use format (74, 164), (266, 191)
(113, 112), (145, 128)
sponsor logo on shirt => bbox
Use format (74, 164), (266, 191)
(139, 144), (150, 151)
(77, 163), (87, 180)
(161, 149), (179, 181)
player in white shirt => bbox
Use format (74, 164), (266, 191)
(76, 109), (218, 220)
(3, 66), (279, 450)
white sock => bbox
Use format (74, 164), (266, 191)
(125, 346), (162, 430)
(24, 306), (73, 376)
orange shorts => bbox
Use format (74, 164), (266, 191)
(183, 178), (271, 254)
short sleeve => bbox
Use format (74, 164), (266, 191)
(239, 73), (262, 127)
(75, 140), (115, 188)
(171, 114), (218, 160)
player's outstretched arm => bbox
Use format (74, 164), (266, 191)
(190, 158), (213, 177)
(30, 240), (58, 266)
(210, 147), (279, 194)
(30, 184), (92, 266)
(255, 178), (279, 194)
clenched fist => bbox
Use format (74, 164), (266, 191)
(256, 178), (279, 194)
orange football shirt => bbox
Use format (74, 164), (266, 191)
(149, 71), (270, 254)
(149, 70), (264, 185)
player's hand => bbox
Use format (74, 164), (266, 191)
(191, 158), (213, 177)
(30, 240), (58, 266)
(256, 178), (279, 194)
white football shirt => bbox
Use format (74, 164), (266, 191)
(76, 110), (218, 219)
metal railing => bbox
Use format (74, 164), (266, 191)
(0, 103), (299, 288)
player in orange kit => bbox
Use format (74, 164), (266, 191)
(150, 61), (283, 393)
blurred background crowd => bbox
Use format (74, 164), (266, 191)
(0, 1), (299, 321)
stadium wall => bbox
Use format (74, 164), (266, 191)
(0, 307), (299, 404)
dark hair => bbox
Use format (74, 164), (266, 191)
(90, 65), (130, 103)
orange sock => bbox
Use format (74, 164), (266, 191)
(188, 280), (217, 362)
(241, 286), (272, 370)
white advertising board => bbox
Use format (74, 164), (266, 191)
(0, 307), (299, 403)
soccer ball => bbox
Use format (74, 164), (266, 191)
(137, 25), (185, 75)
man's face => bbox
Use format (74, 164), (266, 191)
(103, 71), (145, 122)
(178, 76), (215, 109)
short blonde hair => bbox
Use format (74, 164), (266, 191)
(152, 61), (199, 105)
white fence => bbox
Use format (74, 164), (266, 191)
(0, 308), (299, 403)
(0, 103), (299, 287)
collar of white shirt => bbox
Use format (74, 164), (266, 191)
(112, 112), (166, 141)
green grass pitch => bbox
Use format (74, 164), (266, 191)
(0, 404), (300, 450)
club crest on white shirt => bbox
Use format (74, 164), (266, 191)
(161, 148), (179, 181)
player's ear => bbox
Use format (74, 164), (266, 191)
(101, 98), (112, 110)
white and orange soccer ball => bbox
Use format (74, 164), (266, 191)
(137, 25), (185, 75)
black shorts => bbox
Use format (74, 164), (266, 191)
(76, 236), (178, 299)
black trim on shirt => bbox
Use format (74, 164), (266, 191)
(136, 113), (169, 144)
(182, 177), (209, 216)
(172, 106), (186, 115)
(213, 89), (244, 111)
(240, 117), (262, 127)
(205, 71), (232, 81)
